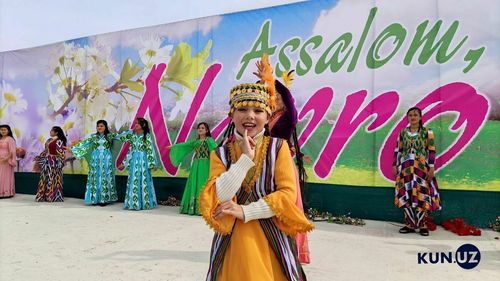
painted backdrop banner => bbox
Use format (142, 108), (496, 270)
(0, 0), (498, 191)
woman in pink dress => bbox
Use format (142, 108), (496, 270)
(0, 124), (16, 198)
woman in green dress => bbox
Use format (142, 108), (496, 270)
(168, 122), (217, 215)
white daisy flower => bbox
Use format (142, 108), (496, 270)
(0, 83), (28, 113)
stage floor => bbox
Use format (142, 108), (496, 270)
(1, 194), (498, 281)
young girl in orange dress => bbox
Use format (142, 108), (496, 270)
(200, 76), (313, 280)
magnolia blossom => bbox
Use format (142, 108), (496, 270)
(48, 42), (117, 108)
(46, 82), (68, 111)
(53, 43), (86, 86)
(73, 47), (86, 70)
(47, 43), (65, 75)
(114, 99), (139, 130)
(61, 43), (83, 73)
(86, 44), (119, 81)
(139, 37), (173, 74)
(86, 92), (118, 126)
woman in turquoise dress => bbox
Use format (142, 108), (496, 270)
(71, 120), (118, 206)
(117, 118), (158, 210)
(168, 122), (216, 215)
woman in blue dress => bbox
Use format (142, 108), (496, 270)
(71, 120), (118, 206)
(117, 118), (158, 210)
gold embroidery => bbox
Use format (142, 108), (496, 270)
(229, 136), (270, 193)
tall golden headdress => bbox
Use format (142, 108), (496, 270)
(228, 54), (277, 116)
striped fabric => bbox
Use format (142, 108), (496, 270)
(394, 127), (441, 212)
(403, 207), (427, 229)
(206, 137), (305, 281)
(35, 139), (65, 202)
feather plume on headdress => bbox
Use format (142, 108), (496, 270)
(283, 69), (295, 89)
(260, 54), (276, 111)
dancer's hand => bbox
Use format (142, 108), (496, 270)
(165, 145), (171, 151)
(240, 129), (256, 160)
(118, 164), (124, 170)
(67, 140), (79, 149)
(428, 167), (435, 180)
(252, 60), (265, 82)
(213, 200), (244, 221)
(302, 154), (312, 164)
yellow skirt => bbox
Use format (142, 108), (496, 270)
(217, 220), (288, 281)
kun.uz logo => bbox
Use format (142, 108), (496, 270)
(417, 244), (481, 269)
